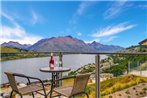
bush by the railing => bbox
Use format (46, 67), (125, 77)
(103, 64), (127, 76)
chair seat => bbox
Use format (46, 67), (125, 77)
(53, 86), (73, 97)
(31, 81), (51, 86)
(19, 84), (43, 94)
(43, 81), (51, 86)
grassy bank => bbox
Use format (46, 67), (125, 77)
(62, 74), (147, 98)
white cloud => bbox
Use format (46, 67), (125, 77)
(0, 27), (42, 45)
(1, 11), (13, 21)
(0, 11), (42, 44)
(77, 32), (82, 36)
(77, 1), (94, 16)
(69, 1), (95, 24)
(139, 4), (147, 9)
(104, 0), (127, 19)
(1, 11), (21, 28)
(84, 36), (118, 43)
(0, 26), (25, 38)
(89, 22), (136, 43)
(69, 15), (78, 24)
(102, 36), (118, 42)
(1, 9), (43, 26)
(84, 38), (101, 43)
(31, 10), (41, 25)
(0, 25), (42, 44)
(92, 22), (136, 37)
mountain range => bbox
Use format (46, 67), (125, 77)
(1, 36), (124, 52)
(1, 41), (31, 49)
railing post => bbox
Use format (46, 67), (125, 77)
(95, 54), (100, 98)
(59, 52), (63, 67)
(59, 52), (63, 86)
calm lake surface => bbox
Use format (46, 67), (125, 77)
(0, 54), (107, 84)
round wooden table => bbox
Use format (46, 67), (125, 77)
(40, 67), (71, 97)
(40, 67), (71, 73)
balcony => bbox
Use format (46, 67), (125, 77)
(0, 52), (147, 98)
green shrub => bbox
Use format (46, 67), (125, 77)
(125, 90), (130, 94)
(133, 87), (136, 90)
(140, 91), (145, 95)
(128, 96), (131, 98)
(143, 88), (147, 91)
(118, 94), (121, 96)
(142, 83), (146, 86)
(109, 95), (113, 98)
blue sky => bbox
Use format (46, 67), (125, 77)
(0, 1), (147, 47)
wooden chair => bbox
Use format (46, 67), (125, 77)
(51, 73), (90, 98)
(5, 72), (48, 98)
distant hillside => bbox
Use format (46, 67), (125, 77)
(1, 41), (31, 49)
(28, 36), (124, 52)
(0, 46), (21, 53)
(88, 41), (124, 52)
(120, 38), (147, 53)
(122, 45), (147, 52)
(0, 46), (47, 61)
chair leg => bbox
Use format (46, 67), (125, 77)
(50, 92), (52, 98)
(10, 91), (13, 98)
(85, 92), (89, 98)
(43, 89), (47, 98)
(32, 92), (35, 98)
(44, 94), (47, 98)
(19, 94), (23, 98)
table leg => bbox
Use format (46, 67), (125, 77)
(50, 72), (61, 97)
(52, 72), (56, 87)
(56, 72), (60, 87)
(56, 72), (61, 98)
(50, 72), (56, 98)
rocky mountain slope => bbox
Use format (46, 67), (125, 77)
(1, 36), (124, 52)
(28, 36), (124, 52)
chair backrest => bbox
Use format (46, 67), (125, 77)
(4, 72), (18, 92)
(71, 73), (90, 96)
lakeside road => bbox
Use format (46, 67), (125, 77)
(129, 70), (147, 77)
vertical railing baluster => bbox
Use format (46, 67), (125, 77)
(95, 54), (100, 98)
(138, 61), (142, 76)
(128, 61), (130, 74)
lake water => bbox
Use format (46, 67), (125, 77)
(0, 54), (107, 84)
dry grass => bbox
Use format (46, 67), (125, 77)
(101, 74), (147, 96)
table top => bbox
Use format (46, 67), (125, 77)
(40, 67), (71, 73)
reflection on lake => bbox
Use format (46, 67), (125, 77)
(1, 54), (107, 84)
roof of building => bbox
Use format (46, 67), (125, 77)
(139, 38), (147, 44)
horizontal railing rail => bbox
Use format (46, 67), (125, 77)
(1, 51), (147, 55)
